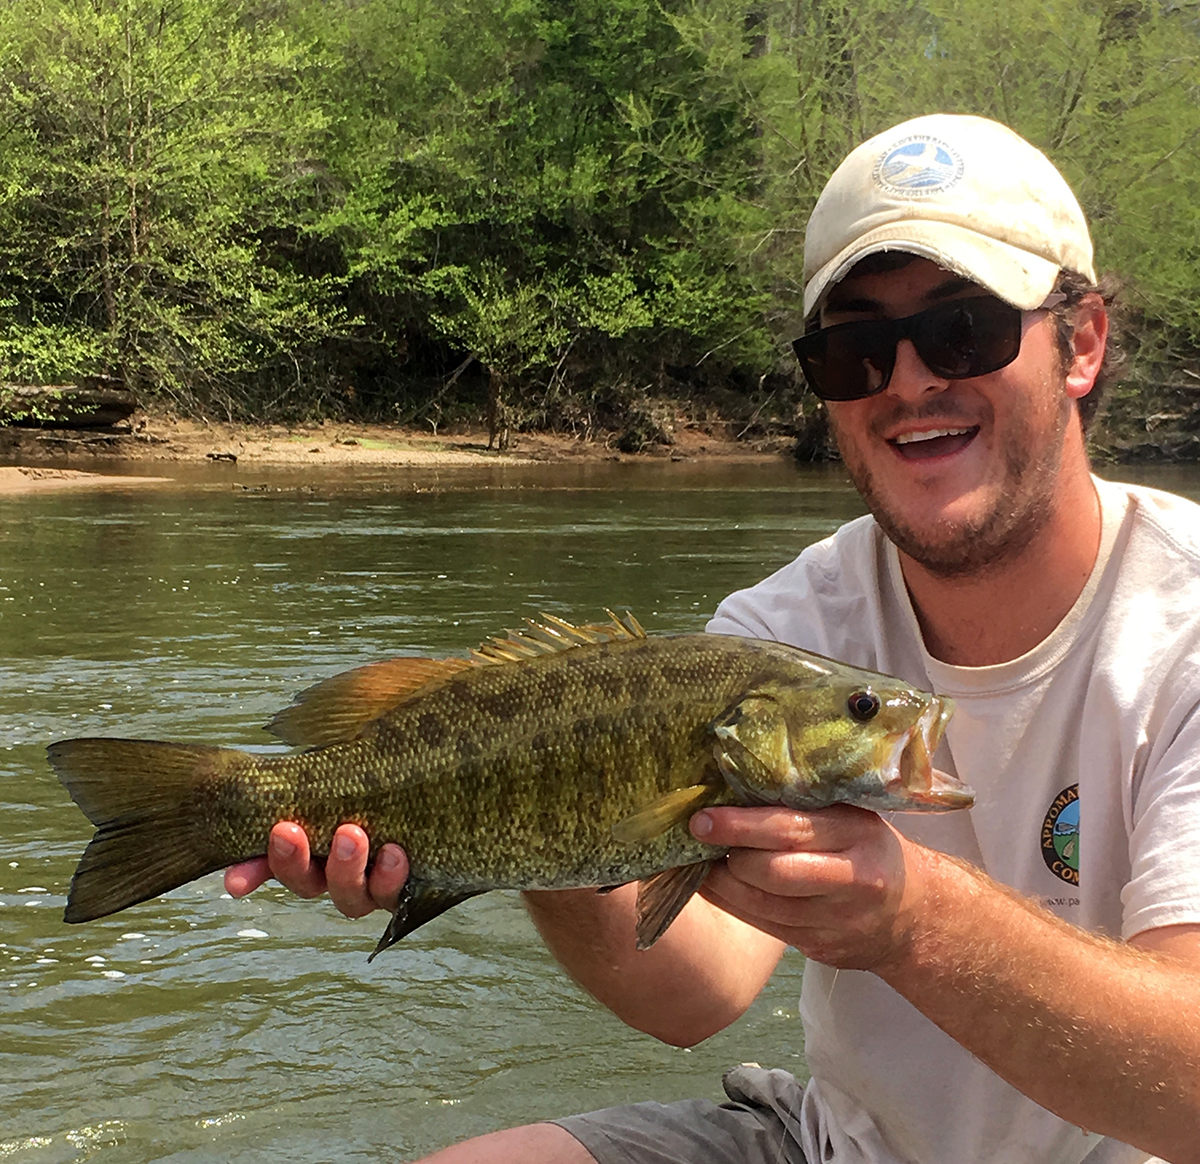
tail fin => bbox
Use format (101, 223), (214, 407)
(48, 738), (252, 923)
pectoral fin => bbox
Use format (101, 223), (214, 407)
(611, 784), (720, 844)
(634, 861), (713, 950)
(368, 883), (483, 961)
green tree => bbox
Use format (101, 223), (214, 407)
(290, 0), (780, 427)
(0, 0), (344, 411)
(0, 0), (1194, 438)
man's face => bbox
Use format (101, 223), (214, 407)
(821, 257), (1082, 577)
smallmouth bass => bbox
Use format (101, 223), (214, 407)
(49, 613), (971, 956)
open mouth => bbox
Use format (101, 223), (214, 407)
(898, 698), (974, 809)
(889, 426), (979, 461)
(898, 699), (947, 788)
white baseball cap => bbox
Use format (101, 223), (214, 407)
(803, 113), (1096, 320)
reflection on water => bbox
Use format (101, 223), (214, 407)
(0, 457), (1181, 1160)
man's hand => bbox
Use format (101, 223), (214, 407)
(224, 822), (409, 917)
(691, 803), (923, 969)
(690, 806), (1200, 1163)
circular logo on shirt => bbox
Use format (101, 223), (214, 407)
(872, 135), (964, 197)
(1041, 784), (1080, 885)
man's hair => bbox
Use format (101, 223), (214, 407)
(1048, 270), (1121, 433)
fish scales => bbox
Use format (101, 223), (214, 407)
(309, 635), (758, 889)
(49, 615), (972, 954)
(201, 637), (753, 886)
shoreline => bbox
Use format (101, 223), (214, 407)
(0, 414), (794, 494)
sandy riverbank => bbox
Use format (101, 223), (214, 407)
(0, 466), (174, 493)
(0, 414), (793, 493)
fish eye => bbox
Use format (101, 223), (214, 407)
(847, 690), (880, 721)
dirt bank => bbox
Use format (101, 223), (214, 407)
(0, 412), (793, 493)
(0, 466), (174, 493)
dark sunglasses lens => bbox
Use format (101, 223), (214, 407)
(794, 297), (1025, 401)
(917, 299), (1022, 379)
(793, 318), (898, 401)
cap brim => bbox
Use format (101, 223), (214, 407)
(803, 220), (1068, 320)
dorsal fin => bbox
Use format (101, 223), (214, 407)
(471, 609), (645, 664)
(269, 611), (646, 746)
(266, 657), (474, 747)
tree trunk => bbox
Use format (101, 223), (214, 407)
(486, 368), (510, 450)
(0, 379), (137, 429)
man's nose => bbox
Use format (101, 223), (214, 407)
(886, 338), (951, 402)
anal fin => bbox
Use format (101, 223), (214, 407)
(634, 860), (713, 950)
(368, 882), (482, 962)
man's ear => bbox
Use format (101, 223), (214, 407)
(1064, 294), (1108, 402)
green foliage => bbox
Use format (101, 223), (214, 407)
(0, 0), (1194, 431)
(293, 0), (778, 408)
(0, 298), (106, 384)
(0, 0), (347, 411)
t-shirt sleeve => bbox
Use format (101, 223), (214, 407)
(1122, 700), (1200, 939)
(706, 586), (780, 639)
(705, 518), (885, 660)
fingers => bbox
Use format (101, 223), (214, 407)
(723, 847), (862, 900)
(267, 821), (328, 898)
(366, 843), (409, 914)
(223, 822), (320, 899)
(224, 856), (271, 898)
(323, 824), (371, 917)
(691, 804), (882, 896)
(225, 821), (410, 918)
(689, 804), (913, 968)
(324, 825), (408, 918)
(693, 805), (900, 901)
(690, 803), (881, 852)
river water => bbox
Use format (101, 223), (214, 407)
(1, 457), (1194, 1162)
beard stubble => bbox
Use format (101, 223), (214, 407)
(832, 390), (1075, 579)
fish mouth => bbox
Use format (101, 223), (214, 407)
(887, 696), (974, 810)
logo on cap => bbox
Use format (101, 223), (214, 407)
(873, 135), (964, 197)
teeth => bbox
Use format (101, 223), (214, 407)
(894, 428), (971, 445)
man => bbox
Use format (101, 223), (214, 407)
(226, 114), (1200, 1163)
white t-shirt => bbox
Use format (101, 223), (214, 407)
(707, 477), (1200, 1164)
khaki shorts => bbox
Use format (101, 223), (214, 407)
(551, 1065), (809, 1164)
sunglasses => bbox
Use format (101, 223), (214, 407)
(792, 295), (1035, 402)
